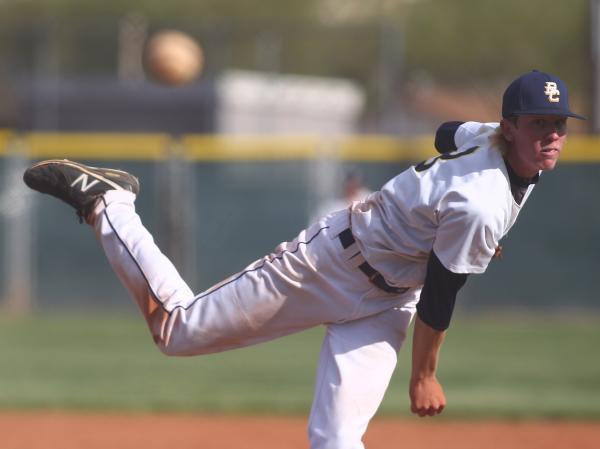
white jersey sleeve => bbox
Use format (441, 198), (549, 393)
(432, 183), (504, 274)
(454, 121), (500, 150)
(432, 121), (507, 273)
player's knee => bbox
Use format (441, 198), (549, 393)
(146, 310), (212, 356)
(154, 336), (201, 356)
(156, 339), (186, 356)
(148, 310), (240, 356)
(153, 331), (217, 357)
(149, 329), (190, 356)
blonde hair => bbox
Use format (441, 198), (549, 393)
(490, 120), (511, 157)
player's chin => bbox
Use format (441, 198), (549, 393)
(538, 154), (560, 171)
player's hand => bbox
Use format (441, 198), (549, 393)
(409, 376), (446, 417)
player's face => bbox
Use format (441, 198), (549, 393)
(502, 115), (568, 178)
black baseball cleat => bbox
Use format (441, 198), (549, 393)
(23, 159), (140, 222)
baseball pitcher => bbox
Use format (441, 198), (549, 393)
(23, 70), (584, 449)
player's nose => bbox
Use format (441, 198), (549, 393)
(544, 125), (564, 141)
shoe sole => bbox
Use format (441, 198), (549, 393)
(30, 159), (140, 194)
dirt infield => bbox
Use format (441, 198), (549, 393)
(2, 411), (599, 449)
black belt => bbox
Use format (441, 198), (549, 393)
(338, 228), (407, 294)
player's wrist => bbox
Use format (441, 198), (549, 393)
(410, 371), (438, 383)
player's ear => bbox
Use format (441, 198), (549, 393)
(500, 118), (516, 142)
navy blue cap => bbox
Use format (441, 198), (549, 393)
(502, 70), (585, 120)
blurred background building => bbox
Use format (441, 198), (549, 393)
(0, 0), (598, 314)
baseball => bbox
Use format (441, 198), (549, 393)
(144, 30), (204, 86)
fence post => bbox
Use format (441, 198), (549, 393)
(155, 138), (198, 291)
(1, 138), (34, 313)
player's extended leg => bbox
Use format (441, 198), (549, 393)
(23, 159), (408, 356)
(307, 304), (417, 449)
(90, 189), (195, 348)
(91, 187), (406, 355)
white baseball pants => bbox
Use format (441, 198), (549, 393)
(90, 190), (419, 449)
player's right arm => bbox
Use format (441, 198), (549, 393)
(409, 315), (447, 417)
(408, 189), (500, 412)
(409, 121), (505, 416)
(409, 250), (468, 417)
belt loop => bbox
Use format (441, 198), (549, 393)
(338, 228), (355, 249)
(337, 229), (408, 295)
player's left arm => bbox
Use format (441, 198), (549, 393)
(410, 251), (468, 417)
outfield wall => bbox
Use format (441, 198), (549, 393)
(0, 131), (598, 312)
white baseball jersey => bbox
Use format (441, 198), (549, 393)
(350, 121), (536, 287)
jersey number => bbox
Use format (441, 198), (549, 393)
(414, 145), (479, 172)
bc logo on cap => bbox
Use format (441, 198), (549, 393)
(544, 82), (560, 103)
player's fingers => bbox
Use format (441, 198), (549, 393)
(413, 406), (432, 417)
(414, 403), (445, 417)
(410, 402), (419, 415)
(410, 403), (424, 417)
(411, 398), (445, 416)
(412, 402), (430, 417)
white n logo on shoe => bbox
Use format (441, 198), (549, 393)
(70, 173), (100, 192)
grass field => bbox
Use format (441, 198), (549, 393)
(0, 312), (598, 419)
